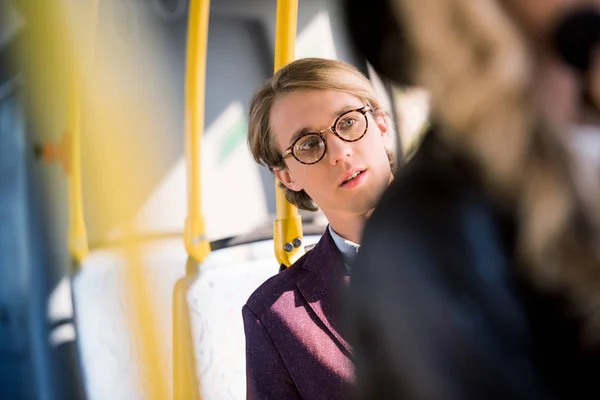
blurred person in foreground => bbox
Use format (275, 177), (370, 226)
(343, 0), (600, 398)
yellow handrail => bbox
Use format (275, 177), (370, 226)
(65, 0), (105, 265)
(27, 2), (169, 399)
(273, 0), (305, 268)
(173, 262), (203, 400)
(173, 0), (211, 399)
(183, 0), (211, 265)
(34, 3), (92, 266)
(67, 71), (89, 264)
(81, 3), (169, 399)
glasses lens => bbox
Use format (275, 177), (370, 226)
(335, 110), (367, 141)
(294, 134), (325, 164)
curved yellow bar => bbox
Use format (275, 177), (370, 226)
(174, 0), (211, 399)
(67, 73), (89, 264)
(25, 1), (169, 399)
(67, 0), (102, 265)
(173, 262), (202, 400)
(273, 0), (305, 267)
(183, 0), (211, 265)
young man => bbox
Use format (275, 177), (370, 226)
(242, 57), (396, 399)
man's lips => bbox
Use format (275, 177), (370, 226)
(339, 169), (366, 186)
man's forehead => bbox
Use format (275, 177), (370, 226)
(280, 88), (359, 104)
(272, 91), (361, 122)
(270, 90), (364, 144)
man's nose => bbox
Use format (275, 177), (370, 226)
(325, 130), (352, 165)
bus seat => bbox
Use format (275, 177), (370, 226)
(188, 234), (322, 400)
(72, 238), (186, 400)
(71, 233), (322, 400)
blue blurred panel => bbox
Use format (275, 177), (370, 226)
(0, 354), (30, 400)
(0, 77), (27, 354)
(0, 76), (33, 399)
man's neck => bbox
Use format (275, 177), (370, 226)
(326, 209), (373, 244)
(326, 172), (394, 243)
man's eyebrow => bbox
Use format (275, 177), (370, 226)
(333, 105), (359, 117)
(289, 127), (312, 147)
(287, 105), (362, 147)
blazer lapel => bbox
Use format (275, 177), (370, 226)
(296, 229), (353, 356)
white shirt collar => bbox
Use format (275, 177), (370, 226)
(328, 225), (360, 265)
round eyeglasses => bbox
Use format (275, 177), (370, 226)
(282, 106), (372, 165)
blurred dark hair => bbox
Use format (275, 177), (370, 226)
(342, 0), (600, 398)
(342, 0), (413, 87)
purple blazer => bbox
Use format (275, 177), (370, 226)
(242, 229), (354, 399)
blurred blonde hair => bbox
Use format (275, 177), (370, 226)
(248, 57), (396, 211)
(390, 0), (600, 344)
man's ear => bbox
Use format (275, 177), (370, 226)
(273, 166), (303, 191)
(375, 112), (390, 138)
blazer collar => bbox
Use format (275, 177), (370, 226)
(296, 228), (353, 356)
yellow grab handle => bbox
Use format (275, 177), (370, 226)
(67, 74), (89, 263)
(274, 0), (298, 72)
(184, 0), (211, 265)
(174, 0), (211, 399)
(68, 0), (104, 264)
(173, 268), (202, 400)
(273, 0), (305, 267)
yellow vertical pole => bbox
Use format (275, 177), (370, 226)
(173, 0), (210, 399)
(74, 2), (169, 399)
(67, 69), (89, 264)
(183, 1), (211, 265)
(67, 0), (100, 265)
(28, 1), (170, 399)
(273, 0), (305, 268)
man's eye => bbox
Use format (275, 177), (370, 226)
(297, 135), (323, 152)
(300, 138), (320, 150)
(338, 118), (356, 130)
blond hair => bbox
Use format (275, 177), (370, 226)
(248, 57), (395, 211)
(390, 0), (600, 345)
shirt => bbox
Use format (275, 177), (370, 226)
(328, 225), (360, 271)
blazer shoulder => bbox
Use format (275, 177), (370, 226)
(304, 242), (318, 252)
(244, 250), (313, 318)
